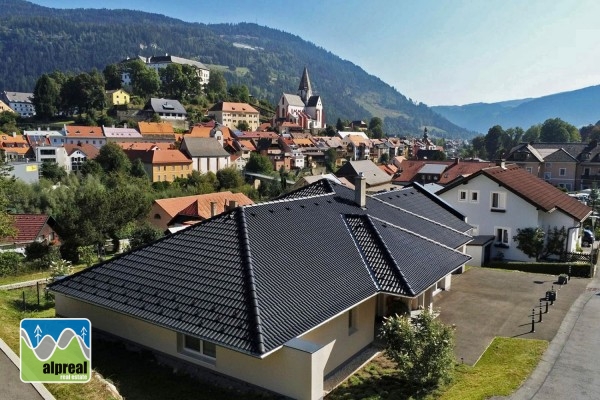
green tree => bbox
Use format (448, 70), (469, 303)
(485, 125), (504, 159)
(245, 152), (273, 174)
(325, 148), (338, 172)
(103, 63), (122, 90)
(0, 111), (20, 134)
(127, 60), (160, 99)
(545, 227), (567, 257)
(130, 158), (148, 179)
(523, 124), (541, 143)
(80, 159), (104, 177)
(0, 252), (23, 277)
(206, 69), (227, 101)
(369, 117), (384, 139)
(540, 118), (579, 143)
(336, 118), (345, 131)
(49, 259), (73, 279)
(236, 120), (250, 131)
(513, 227), (545, 260)
(228, 84), (250, 103)
(324, 125), (336, 137)
(33, 74), (60, 119)
(379, 310), (455, 388)
(95, 142), (132, 174)
(129, 223), (163, 250)
(216, 167), (244, 189)
(159, 63), (190, 100)
(78, 245), (96, 267)
(40, 161), (67, 183)
(471, 135), (487, 159)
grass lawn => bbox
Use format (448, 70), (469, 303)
(0, 265), (88, 286)
(0, 287), (272, 400)
(328, 337), (547, 400)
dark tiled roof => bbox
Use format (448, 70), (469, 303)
(181, 137), (230, 158)
(543, 148), (577, 162)
(306, 95), (320, 107)
(51, 179), (470, 357)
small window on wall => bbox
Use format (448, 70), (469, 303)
(495, 227), (510, 246)
(181, 335), (216, 360)
(491, 192), (506, 211)
(458, 190), (467, 202)
(470, 191), (479, 203)
(559, 168), (566, 176)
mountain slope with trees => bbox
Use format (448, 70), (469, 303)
(0, 0), (472, 138)
(433, 85), (600, 134)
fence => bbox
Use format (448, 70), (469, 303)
(13, 281), (53, 312)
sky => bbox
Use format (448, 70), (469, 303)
(28, 1), (600, 106)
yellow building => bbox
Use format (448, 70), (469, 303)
(106, 89), (130, 106)
(123, 148), (192, 182)
(206, 101), (260, 131)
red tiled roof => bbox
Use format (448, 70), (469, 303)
(154, 192), (254, 220)
(482, 165), (591, 220)
(63, 143), (100, 159)
(65, 125), (103, 137)
(437, 161), (497, 184)
(138, 122), (175, 134)
(1, 214), (51, 244)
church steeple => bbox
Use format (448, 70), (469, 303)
(297, 66), (313, 104)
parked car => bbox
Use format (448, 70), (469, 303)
(582, 229), (595, 247)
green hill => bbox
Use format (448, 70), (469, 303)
(0, 0), (473, 138)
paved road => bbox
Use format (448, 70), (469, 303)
(507, 275), (600, 400)
(0, 339), (53, 400)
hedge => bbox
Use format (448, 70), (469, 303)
(486, 261), (592, 278)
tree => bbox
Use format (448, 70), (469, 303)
(379, 310), (455, 388)
(95, 142), (131, 174)
(129, 223), (163, 250)
(216, 167), (244, 189)
(159, 63), (189, 100)
(369, 117), (384, 139)
(127, 60), (160, 99)
(471, 135), (487, 159)
(78, 245), (96, 267)
(49, 259), (73, 279)
(230, 119), (248, 131)
(228, 84), (250, 103)
(245, 152), (273, 174)
(324, 125), (336, 137)
(540, 118), (579, 143)
(485, 125), (504, 159)
(79, 159), (104, 177)
(130, 158), (148, 179)
(325, 148), (338, 172)
(336, 118), (345, 131)
(40, 161), (67, 183)
(103, 64), (122, 90)
(513, 227), (545, 260)
(545, 227), (567, 257)
(523, 124), (541, 143)
(205, 69), (227, 101)
(33, 74), (60, 119)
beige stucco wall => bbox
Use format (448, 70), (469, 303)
(299, 296), (376, 376)
(55, 294), (375, 400)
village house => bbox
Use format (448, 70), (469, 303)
(63, 125), (106, 149)
(437, 163), (591, 265)
(50, 178), (471, 400)
(206, 102), (260, 132)
(122, 148), (192, 182)
(106, 89), (130, 106)
(0, 214), (60, 255)
(1, 91), (35, 118)
(179, 137), (231, 174)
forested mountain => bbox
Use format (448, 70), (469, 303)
(432, 85), (600, 134)
(0, 0), (472, 138)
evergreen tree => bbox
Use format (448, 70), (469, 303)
(32, 74), (60, 119)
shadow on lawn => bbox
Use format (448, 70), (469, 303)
(91, 339), (276, 400)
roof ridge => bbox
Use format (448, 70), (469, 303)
(346, 214), (415, 296)
(370, 195), (471, 238)
(237, 208), (266, 354)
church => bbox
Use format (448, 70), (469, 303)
(274, 67), (325, 132)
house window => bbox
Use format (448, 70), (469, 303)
(471, 225), (479, 236)
(458, 190), (467, 202)
(470, 191), (479, 203)
(495, 227), (510, 246)
(181, 335), (216, 360)
(584, 167), (590, 176)
(154, 214), (161, 219)
(526, 167), (533, 173)
(559, 168), (566, 176)
(348, 307), (358, 335)
(491, 192), (506, 211)
(544, 172), (551, 180)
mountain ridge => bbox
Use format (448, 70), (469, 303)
(0, 0), (473, 138)
(432, 85), (600, 133)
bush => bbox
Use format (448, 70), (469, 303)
(0, 252), (25, 277)
(379, 310), (455, 389)
(487, 261), (590, 277)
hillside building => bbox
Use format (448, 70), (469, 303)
(274, 67), (325, 132)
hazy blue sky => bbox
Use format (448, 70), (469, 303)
(29, 1), (600, 106)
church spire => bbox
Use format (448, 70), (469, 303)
(298, 66), (312, 104)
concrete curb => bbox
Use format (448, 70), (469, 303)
(0, 338), (55, 400)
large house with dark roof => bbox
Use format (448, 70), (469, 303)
(180, 136), (231, 174)
(50, 179), (471, 399)
(437, 163), (592, 265)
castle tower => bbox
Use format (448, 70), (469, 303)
(297, 66), (313, 104)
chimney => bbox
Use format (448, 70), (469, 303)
(227, 200), (238, 210)
(496, 159), (506, 169)
(210, 201), (217, 217)
(354, 172), (366, 208)
(454, 157), (459, 165)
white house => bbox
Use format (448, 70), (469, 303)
(180, 136), (231, 174)
(50, 179), (471, 400)
(437, 163), (592, 264)
(1, 91), (35, 118)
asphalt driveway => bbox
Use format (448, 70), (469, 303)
(434, 267), (589, 365)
